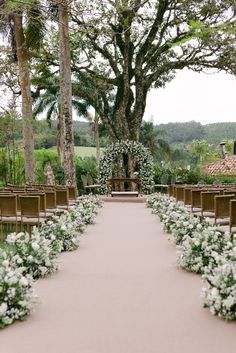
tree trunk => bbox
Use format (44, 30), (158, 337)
(58, 3), (76, 186)
(94, 113), (100, 164)
(13, 14), (35, 184)
(57, 108), (65, 164)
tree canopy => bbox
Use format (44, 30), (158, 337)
(69, 0), (236, 141)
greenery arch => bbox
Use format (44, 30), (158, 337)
(98, 140), (154, 194)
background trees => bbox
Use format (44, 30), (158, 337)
(0, 0), (45, 184)
(0, 0), (236, 185)
(70, 0), (236, 142)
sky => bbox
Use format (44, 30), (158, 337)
(144, 68), (236, 125)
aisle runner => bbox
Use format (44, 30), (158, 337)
(1, 203), (236, 353)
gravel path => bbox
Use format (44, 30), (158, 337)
(1, 202), (236, 353)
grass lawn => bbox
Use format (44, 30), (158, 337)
(74, 146), (103, 158)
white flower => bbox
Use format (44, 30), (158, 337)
(27, 255), (34, 262)
(19, 276), (28, 287)
(31, 242), (40, 252)
(7, 276), (18, 285)
(2, 260), (9, 267)
(0, 303), (8, 316)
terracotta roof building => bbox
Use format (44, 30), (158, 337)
(204, 156), (236, 176)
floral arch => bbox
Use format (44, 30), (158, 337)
(98, 140), (154, 194)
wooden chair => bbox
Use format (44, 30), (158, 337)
(191, 189), (202, 213)
(168, 185), (174, 197)
(19, 195), (44, 233)
(45, 190), (57, 212)
(230, 200), (236, 233)
(184, 188), (192, 207)
(56, 189), (70, 210)
(27, 192), (53, 218)
(214, 194), (235, 225)
(68, 186), (77, 204)
(201, 191), (220, 219)
(0, 195), (19, 238)
(175, 186), (185, 203)
(224, 189), (236, 197)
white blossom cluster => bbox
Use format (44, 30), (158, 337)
(0, 195), (103, 329)
(202, 242), (236, 320)
(99, 140), (154, 194)
(147, 193), (210, 245)
(147, 192), (236, 320)
(177, 229), (233, 274)
(0, 250), (36, 329)
(6, 229), (59, 279)
(41, 195), (103, 252)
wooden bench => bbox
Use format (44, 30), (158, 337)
(106, 178), (142, 197)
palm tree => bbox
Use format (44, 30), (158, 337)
(0, 0), (45, 184)
(140, 121), (170, 161)
(57, 1), (76, 186)
(32, 71), (90, 161)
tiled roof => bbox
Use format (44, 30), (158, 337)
(204, 156), (236, 176)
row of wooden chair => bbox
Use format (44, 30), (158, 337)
(0, 185), (78, 237)
(169, 184), (236, 233)
(0, 185), (77, 202)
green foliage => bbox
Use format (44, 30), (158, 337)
(204, 123), (236, 145)
(201, 174), (236, 185)
(158, 121), (205, 144)
(175, 167), (201, 184)
(75, 156), (98, 194)
(34, 149), (63, 184)
(140, 121), (170, 161)
(153, 163), (200, 185)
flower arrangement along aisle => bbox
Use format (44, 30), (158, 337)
(40, 195), (103, 252)
(201, 241), (236, 320)
(6, 228), (59, 279)
(147, 193), (210, 245)
(0, 249), (36, 329)
(177, 229), (234, 274)
(0, 195), (103, 329)
(147, 192), (236, 320)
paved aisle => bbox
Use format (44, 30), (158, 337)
(1, 203), (236, 353)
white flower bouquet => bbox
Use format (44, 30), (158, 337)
(6, 228), (59, 279)
(177, 229), (232, 274)
(202, 239), (236, 320)
(0, 250), (36, 329)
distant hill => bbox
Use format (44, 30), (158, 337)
(156, 121), (236, 145)
(204, 123), (236, 144)
(157, 121), (205, 144)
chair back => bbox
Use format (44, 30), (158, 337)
(68, 186), (77, 200)
(191, 189), (202, 210)
(45, 191), (56, 209)
(27, 192), (46, 212)
(201, 191), (220, 213)
(56, 189), (69, 206)
(19, 196), (40, 218)
(215, 194), (235, 219)
(175, 186), (185, 202)
(184, 188), (192, 205)
(168, 185), (174, 197)
(230, 200), (236, 231)
(0, 195), (17, 217)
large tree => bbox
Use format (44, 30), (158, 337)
(71, 0), (236, 142)
(0, 0), (45, 184)
(57, 0), (76, 185)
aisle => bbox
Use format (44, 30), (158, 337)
(1, 203), (236, 353)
